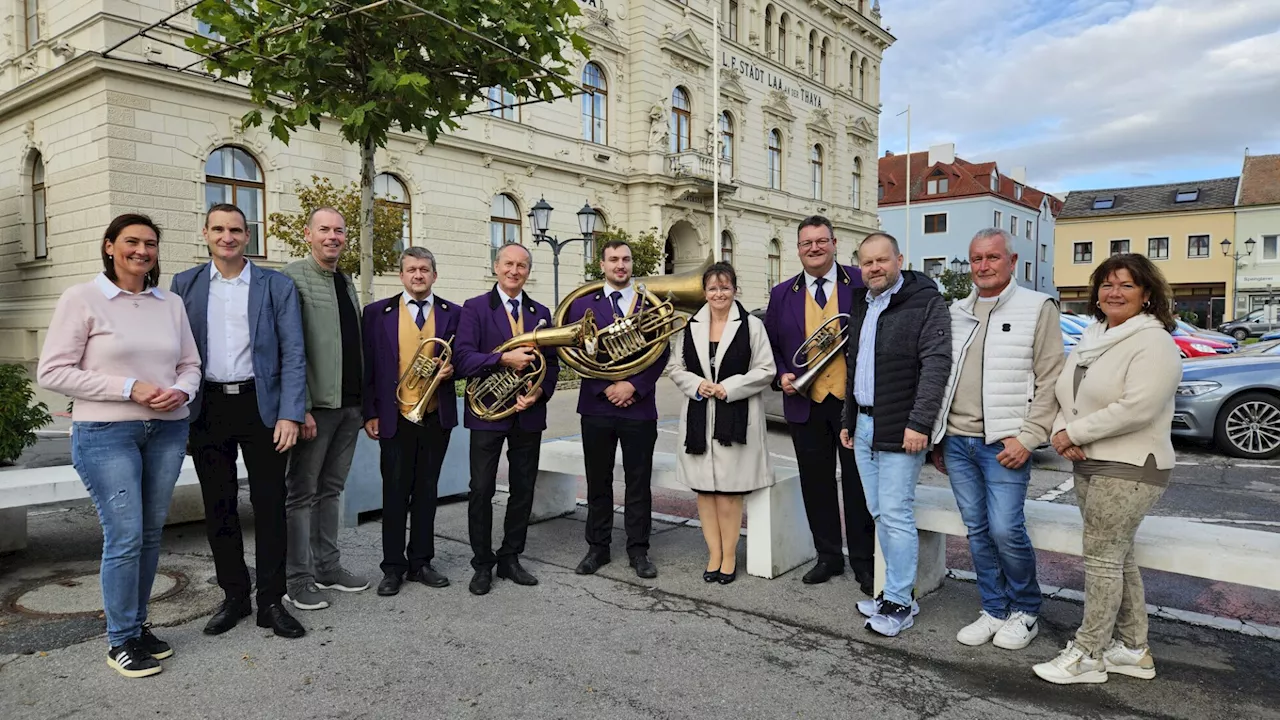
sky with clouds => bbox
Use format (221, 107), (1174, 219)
(877, 0), (1280, 194)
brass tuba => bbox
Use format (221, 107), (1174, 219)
(396, 335), (454, 425)
(553, 255), (712, 381)
(790, 314), (849, 395)
(465, 312), (601, 422)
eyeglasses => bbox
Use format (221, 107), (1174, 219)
(797, 237), (834, 250)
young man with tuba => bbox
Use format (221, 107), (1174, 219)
(454, 242), (559, 596)
(361, 247), (459, 596)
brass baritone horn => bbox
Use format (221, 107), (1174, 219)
(396, 335), (454, 425)
(790, 314), (849, 395)
(465, 312), (601, 422)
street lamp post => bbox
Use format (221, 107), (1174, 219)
(1221, 237), (1256, 321)
(529, 196), (598, 308)
(949, 257), (970, 275)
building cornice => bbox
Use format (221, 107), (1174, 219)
(1056, 208), (1238, 225)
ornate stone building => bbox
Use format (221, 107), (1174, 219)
(0, 0), (893, 388)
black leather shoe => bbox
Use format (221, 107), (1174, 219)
(703, 568), (721, 583)
(574, 550), (611, 575)
(717, 567), (737, 585)
(376, 572), (403, 596)
(496, 558), (538, 586)
(469, 568), (493, 596)
(256, 603), (306, 639)
(853, 569), (874, 597)
(203, 598), (252, 636)
(630, 555), (658, 579)
(802, 560), (845, 585)
(410, 565), (450, 588)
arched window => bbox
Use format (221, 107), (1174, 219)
(849, 52), (857, 92)
(858, 57), (868, 100)
(727, 0), (739, 41)
(489, 194), (521, 265)
(719, 112), (734, 172)
(811, 145), (824, 200)
(778, 14), (789, 62)
(486, 86), (517, 120)
(31, 153), (47, 259)
(767, 239), (782, 288)
(808, 31), (817, 76)
(670, 87), (692, 153)
(820, 38), (830, 85)
(581, 62), (607, 144)
(764, 6), (773, 54)
(374, 173), (411, 252)
(205, 145), (266, 256)
(767, 129), (782, 190)
(851, 157), (862, 210)
(720, 230), (734, 265)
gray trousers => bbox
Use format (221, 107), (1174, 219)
(285, 406), (362, 592)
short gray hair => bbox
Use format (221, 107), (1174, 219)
(306, 206), (345, 228)
(971, 228), (1015, 257)
(860, 231), (900, 255)
(495, 241), (533, 270)
(399, 246), (437, 273)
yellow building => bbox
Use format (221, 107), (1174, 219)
(1055, 177), (1239, 327)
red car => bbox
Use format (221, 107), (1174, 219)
(1173, 329), (1233, 358)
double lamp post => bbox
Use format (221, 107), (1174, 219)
(1221, 237), (1256, 320)
(528, 196), (598, 308)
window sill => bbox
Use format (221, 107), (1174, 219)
(15, 257), (53, 269)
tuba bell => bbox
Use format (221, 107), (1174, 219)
(465, 312), (601, 422)
(396, 335), (454, 425)
(790, 314), (849, 395)
(553, 254), (712, 381)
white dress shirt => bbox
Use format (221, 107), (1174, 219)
(498, 287), (522, 318)
(605, 281), (636, 317)
(804, 264), (839, 303)
(403, 291), (433, 325)
(206, 261), (254, 383)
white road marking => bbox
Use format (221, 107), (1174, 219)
(1175, 461), (1199, 466)
(1035, 478), (1075, 502)
(769, 452), (797, 463)
(658, 428), (678, 435)
(1235, 462), (1280, 469)
(1163, 516), (1280, 528)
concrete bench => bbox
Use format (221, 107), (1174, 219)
(891, 485), (1280, 598)
(532, 439), (815, 579)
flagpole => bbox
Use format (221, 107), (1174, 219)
(713, 5), (721, 263)
(898, 105), (911, 269)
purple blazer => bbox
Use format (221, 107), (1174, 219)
(763, 264), (864, 424)
(361, 294), (460, 438)
(564, 289), (669, 421)
(453, 286), (558, 432)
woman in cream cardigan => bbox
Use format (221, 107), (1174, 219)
(1033, 254), (1180, 685)
(668, 262), (776, 584)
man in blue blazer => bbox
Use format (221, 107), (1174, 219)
(361, 247), (460, 596)
(454, 243), (558, 596)
(170, 203), (307, 639)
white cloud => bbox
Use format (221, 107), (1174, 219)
(878, 0), (1280, 191)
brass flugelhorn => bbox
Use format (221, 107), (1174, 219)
(790, 314), (849, 394)
(396, 335), (454, 425)
(465, 311), (601, 422)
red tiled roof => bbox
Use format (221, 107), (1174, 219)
(877, 151), (1060, 216)
(1238, 154), (1280, 207)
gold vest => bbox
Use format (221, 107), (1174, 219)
(397, 300), (438, 417)
(803, 288), (847, 402)
(505, 300), (525, 336)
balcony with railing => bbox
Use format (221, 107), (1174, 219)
(666, 151), (736, 196)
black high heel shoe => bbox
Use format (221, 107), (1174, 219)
(716, 567), (737, 585)
(703, 568), (721, 583)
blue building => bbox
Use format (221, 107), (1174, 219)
(875, 143), (1062, 297)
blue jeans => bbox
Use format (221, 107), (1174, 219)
(72, 419), (189, 647)
(852, 414), (926, 607)
(943, 436), (1041, 617)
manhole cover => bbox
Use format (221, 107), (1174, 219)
(11, 571), (187, 618)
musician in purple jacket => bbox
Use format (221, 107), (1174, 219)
(565, 239), (667, 580)
(763, 216), (875, 593)
(453, 243), (558, 596)
(361, 247), (459, 597)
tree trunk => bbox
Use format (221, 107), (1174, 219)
(358, 136), (376, 305)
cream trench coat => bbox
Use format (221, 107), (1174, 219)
(667, 303), (777, 493)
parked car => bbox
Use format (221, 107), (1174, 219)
(1172, 328), (1232, 358)
(1173, 341), (1280, 459)
(1217, 305), (1280, 341)
(1175, 320), (1239, 350)
(1261, 329), (1280, 342)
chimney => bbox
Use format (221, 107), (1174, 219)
(928, 143), (955, 166)
(1009, 166), (1027, 184)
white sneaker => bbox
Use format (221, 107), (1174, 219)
(857, 593), (921, 619)
(1102, 639), (1157, 680)
(1032, 641), (1108, 685)
(956, 610), (1007, 646)
(993, 611), (1039, 650)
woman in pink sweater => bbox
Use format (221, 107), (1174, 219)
(38, 214), (201, 679)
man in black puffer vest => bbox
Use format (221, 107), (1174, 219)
(839, 232), (952, 638)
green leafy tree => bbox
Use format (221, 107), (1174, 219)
(937, 268), (973, 302)
(270, 176), (404, 277)
(190, 0), (589, 302)
(584, 227), (664, 280)
(0, 365), (52, 465)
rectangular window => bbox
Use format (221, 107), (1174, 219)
(922, 257), (944, 279)
(926, 177), (949, 194)
(1174, 189), (1199, 203)
(1026, 220), (1033, 239)
(486, 87), (518, 121)
(923, 213), (947, 234)
(1110, 239), (1130, 256)
(728, 0), (739, 40)
(1148, 237), (1169, 260)
(1040, 244), (1046, 262)
(1092, 196), (1115, 210)
(993, 210), (1002, 228)
(1073, 242), (1093, 264)
(1015, 184), (1024, 200)
(1010, 215), (1018, 236)
(1263, 235), (1278, 260)
(25, 0), (40, 50)
(1188, 234), (1210, 258)
(1024, 261), (1032, 281)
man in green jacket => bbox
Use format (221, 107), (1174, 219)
(281, 207), (370, 611)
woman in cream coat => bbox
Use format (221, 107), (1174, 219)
(668, 262), (776, 584)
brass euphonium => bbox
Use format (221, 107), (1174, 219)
(465, 312), (601, 422)
(552, 254), (712, 381)
(396, 335), (454, 425)
(790, 314), (849, 394)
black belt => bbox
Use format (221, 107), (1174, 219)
(205, 379), (255, 395)
(858, 405), (874, 416)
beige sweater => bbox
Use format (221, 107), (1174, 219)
(1052, 326), (1181, 469)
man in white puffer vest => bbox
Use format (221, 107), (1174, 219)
(931, 228), (1064, 652)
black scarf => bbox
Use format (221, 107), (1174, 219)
(684, 301), (752, 455)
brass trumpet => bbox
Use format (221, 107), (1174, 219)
(465, 312), (600, 422)
(396, 335), (454, 425)
(553, 255), (711, 381)
(790, 314), (849, 395)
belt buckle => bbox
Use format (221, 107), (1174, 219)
(225, 383), (241, 395)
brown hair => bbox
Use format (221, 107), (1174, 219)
(701, 261), (738, 291)
(1088, 253), (1176, 332)
(101, 213), (162, 290)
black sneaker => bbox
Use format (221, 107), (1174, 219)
(137, 623), (173, 660)
(106, 637), (162, 678)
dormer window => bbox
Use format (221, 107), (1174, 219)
(1014, 183), (1024, 200)
(990, 173), (998, 192)
(878, 184), (885, 200)
(1174, 189), (1199, 203)
(927, 177), (949, 194)
(1092, 196), (1115, 210)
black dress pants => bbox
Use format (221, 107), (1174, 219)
(788, 395), (875, 571)
(190, 389), (289, 606)
(468, 427), (541, 570)
(581, 415), (657, 559)
(379, 411), (450, 575)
